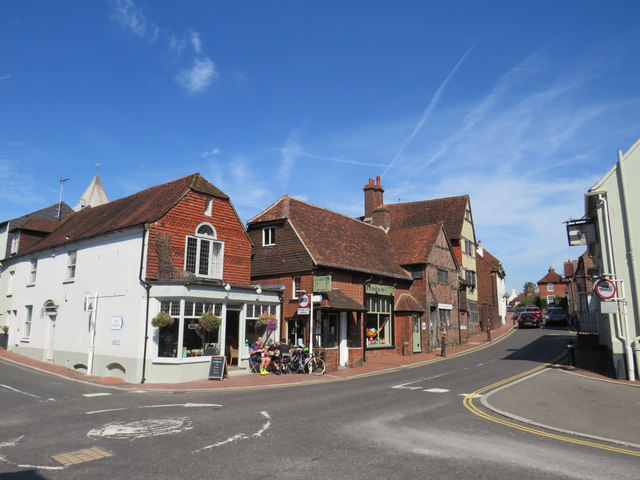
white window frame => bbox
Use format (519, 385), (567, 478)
(547, 282), (555, 292)
(66, 250), (77, 281)
(184, 223), (224, 279)
(24, 305), (33, 339)
(547, 295), (555, 304)
(7, 271), (15, 296)
(205, 197), (213, 216)
(263, 227), (275, 246)
(10, 233), (19, 255)
(28, 258), (38, 285)
(292, 276), (301, 298)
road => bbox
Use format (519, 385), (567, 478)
(1, 328), (638, 479)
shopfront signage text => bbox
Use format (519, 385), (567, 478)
(314, 275), (332, 292)
(365, 283), (395, 296)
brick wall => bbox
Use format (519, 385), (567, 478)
(146, 191), (251, 285)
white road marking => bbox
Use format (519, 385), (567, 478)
(460, 393), (483, 398)
(83, 393), (113, 397)
(17, 464), (65, 471)
(196, 411), (272, 452)
(87, 417), (193, 440)
(424, 388), (450, 393)
(85, 408), (128, 415)
(140, 403), (223, 409)
(392, 372), (454, 390)
(0, 384), (45, 400)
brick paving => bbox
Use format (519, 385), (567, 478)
(51, 447), (112, 466)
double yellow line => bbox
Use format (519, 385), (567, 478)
(463, 361), (640, 457)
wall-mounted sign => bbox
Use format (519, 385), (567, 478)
(365, 283), (396, 296)
(566, 220), (597, 246)
(314, 275), (332, 292)
(110, 316), (124, 330)
(594, 278), (616, 300)
(297, 307), (310, 315)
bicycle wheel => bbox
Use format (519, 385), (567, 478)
(309, 357), (325, 375)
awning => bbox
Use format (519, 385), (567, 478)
(318, 290), (367, 311)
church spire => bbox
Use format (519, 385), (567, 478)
(74, 164), (109, 211)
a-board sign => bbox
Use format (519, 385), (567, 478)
(208, 355), (227, 381)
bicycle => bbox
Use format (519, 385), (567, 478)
(289, 348), (326, 375)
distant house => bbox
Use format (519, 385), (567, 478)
(476, 242), (507, 328)
(0, 174), (280, 383)
(248, 194), (413, 370)
(537, 267), (569, 305)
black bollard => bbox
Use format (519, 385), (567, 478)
(567, 340), (575, 367)
(440, 336), (446, 357)
(487, 327), (492, 343)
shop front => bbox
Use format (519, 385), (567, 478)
(149, 283), (281, 383)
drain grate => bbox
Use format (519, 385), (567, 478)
(51, 447), (112, 466)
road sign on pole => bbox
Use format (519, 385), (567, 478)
(594, 278), (616, 300)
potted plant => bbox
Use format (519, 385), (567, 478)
(151, 312), (174, 328)
(256, 312), (278, 335)
(197, 311), (221, 333)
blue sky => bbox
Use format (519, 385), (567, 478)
(2, 1), (639, 294)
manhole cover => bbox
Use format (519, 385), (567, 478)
(51, 447), (112, 466)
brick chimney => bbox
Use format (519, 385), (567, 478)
(363, 176), (384, 221)
(372, 205), (390, 230)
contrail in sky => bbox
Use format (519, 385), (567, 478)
(382, 43), (476, 178)
(0, 75), (11, 81)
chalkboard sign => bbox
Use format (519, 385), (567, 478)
(208, 355), (227, 381)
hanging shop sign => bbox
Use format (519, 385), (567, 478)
(566, 220), (597, 246)
(365, 283), (396, 296)
(314, 275), (332, 292)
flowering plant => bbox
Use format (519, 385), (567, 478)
(151, 312), (174, 328)
(197, 311), (221, 333)
(256, 313), (278, 333)
(2, 325), (8, 334)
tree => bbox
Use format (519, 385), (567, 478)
(522, 282), (538, 297)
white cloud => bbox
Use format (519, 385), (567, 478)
(279, 131), (300, 182)
(177, 57), (217, 94)
(111, 0), (158, 40)
(190, 31), (202, 55)
(202, 148), (221, 158)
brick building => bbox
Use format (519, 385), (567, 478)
(476, 244), (506, 330)
(537, 266), (569, 305)
(248, 195), (414, 370)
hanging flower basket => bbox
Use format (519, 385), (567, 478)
(2, 325), (8, 334)
(151, 312), (174, 328)
(256, 313), (278, 334)
(197, 311), (221, 333)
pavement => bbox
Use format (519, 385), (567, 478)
(2, 321), (639, 449)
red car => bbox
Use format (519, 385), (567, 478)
(525, 306), (542, 322)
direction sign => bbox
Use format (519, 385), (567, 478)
(594, 278), (616, 300)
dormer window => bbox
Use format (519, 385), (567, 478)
(263, 227), (275, 246)
(185, 223), (224, 279)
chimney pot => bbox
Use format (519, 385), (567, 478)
(376, 175), (381, 185)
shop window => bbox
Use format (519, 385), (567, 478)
(317, 313), (338, 348)
(156, 299), (222, 358)
(438, 308), (451, 328)
(185, 223), (223, 279)
(365, 296), (393, 347)
(347, 312), (361, 348)
(287, 317), (307, 347)
(245, 303), (278, 347)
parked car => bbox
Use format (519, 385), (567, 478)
(517, 312), (541, 328)
(545, 306), (567, 325)
(525, 306), (542, 322)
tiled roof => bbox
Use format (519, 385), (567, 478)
(395, 293), (425, 312)
(319, 290), (368, 311)
(538, 268), (566, 284)
(2, 203), (73, 229)
(386, 195), (469, 239)
(250, 196), (410, 280)
(17, 173), (227, 256)
(18, 218), (61, 233)
(478, 247), (504, 275)
(388, 223), (442, 265)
